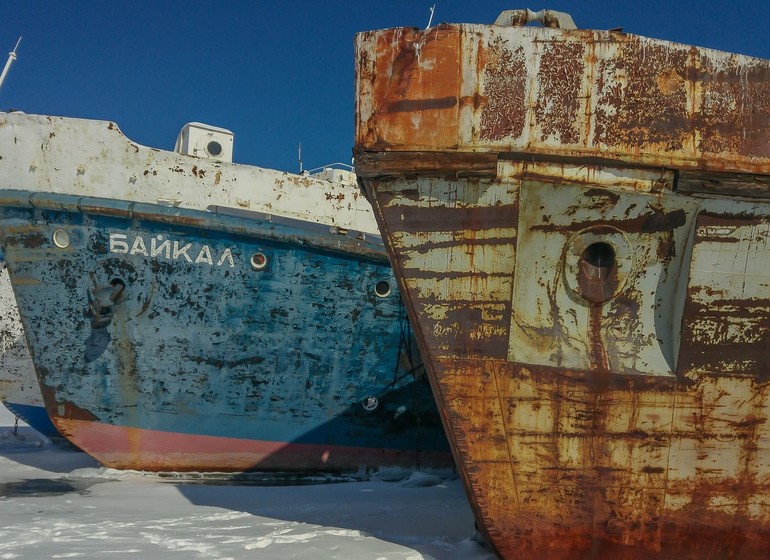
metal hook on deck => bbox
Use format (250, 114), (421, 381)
(88, 279), (126, 329)
(495, 9), (577, 29)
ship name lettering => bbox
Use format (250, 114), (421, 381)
(109, 233), (235, 268)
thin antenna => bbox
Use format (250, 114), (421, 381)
(0, 37), (22, 94)
(426, 4), (436, 29)
(298, 142), (303, 173)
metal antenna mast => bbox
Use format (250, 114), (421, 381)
(0, 37), (22, 95)
(426, 5), (436, 29)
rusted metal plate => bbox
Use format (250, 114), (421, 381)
(364, 163), (770, 559)
(356, 23), (770, 177)
(679, 212), (770, 375)
(507, 163), (691, 377)
(356, 18), (770, 560)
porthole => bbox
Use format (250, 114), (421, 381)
(563, 226), (634, 306)
(581, 241), (615, 271)
(578, 242), (617, 304)
(206, 140), (223, 157)
(374, 280), (391, 298)
(52, 229), (70, 248)
(362, 396), (379, 411)
(250, 252), (267, 270)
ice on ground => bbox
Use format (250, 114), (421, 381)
(399, 471), (443, 488)
(0, 403), (495, 559)
(0, 427), (48, 451)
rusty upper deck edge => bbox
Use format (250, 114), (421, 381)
(353, 18), (770, 560)
(354, 22), (770, 178)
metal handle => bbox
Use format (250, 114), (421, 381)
(495, 9), (577, 29)
(88, 279), (125, 329)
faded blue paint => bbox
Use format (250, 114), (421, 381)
(0, 190), (450, 472)
(2, 401), (60, 439)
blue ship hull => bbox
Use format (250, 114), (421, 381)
(2, 401), (60, 439)
(0, 191), (451, 473)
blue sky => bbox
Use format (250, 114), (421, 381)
(2, 1), (768, 173)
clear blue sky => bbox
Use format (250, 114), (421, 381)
(2, 1), (768, 174)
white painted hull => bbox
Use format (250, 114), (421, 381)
(0, 112), (375, 235)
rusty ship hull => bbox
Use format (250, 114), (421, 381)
(355, 14), (770, 559)
(0, 191), (451, 474)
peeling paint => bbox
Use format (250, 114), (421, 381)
(0, 194), (453, 474)
(0, 112), (377, 235)
(356, 17), (770, 560)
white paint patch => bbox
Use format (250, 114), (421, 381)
(109, 233), (235, 268)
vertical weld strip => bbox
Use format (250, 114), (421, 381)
(740, 381), (767, 514)
(660, 377), (680, 541)
(491, 362), (520, 504)
(525, 34), (538, 145)
(686, 46), (699, 159)
(583, 36), (598, 150)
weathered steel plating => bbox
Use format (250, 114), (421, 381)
(0, 111), (395, 449)
(355, 12), (770, 560)
(0, 191), (452, 473)
(0, 260), (59, 438)
(355, 19), (770, 175)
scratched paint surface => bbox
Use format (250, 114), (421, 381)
(355, 23), (770, 175)
(355, 19), (770, 560)
(0, 261), (58, 436)
(0, 262), (35, 402)
(0, 112), (377, 235)
(0, 192), (451, 474)
(0, 111), (388, 442)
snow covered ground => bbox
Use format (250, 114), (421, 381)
(0, 403), (495, 559)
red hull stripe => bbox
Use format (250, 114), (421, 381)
(56, 417), (451, 472)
